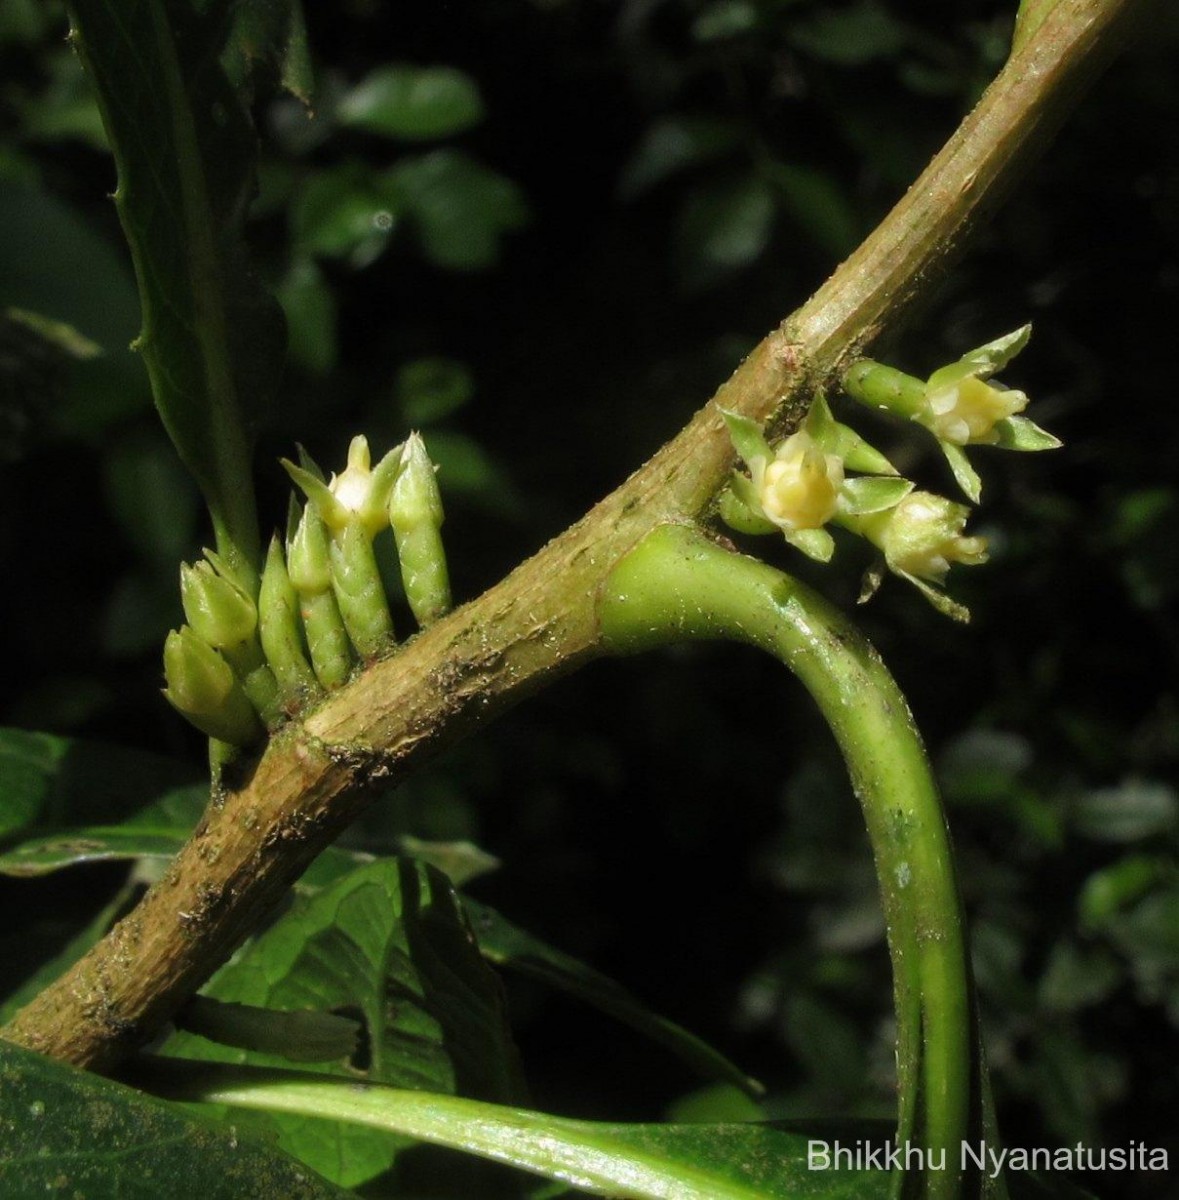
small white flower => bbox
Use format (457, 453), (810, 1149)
(874, 492), (988, 584)
(924, 376), (1028, 445)
(751, 430), (844, 532)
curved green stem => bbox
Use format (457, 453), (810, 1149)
(599, 525), (975, 1200)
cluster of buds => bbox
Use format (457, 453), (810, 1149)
(719, 325), (1058, 621)
(163, 432), (451, 747)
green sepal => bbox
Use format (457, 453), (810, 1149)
(939, 441), (983, 504)
(282, 458), (347, 531)
(992, 414), (1062, 451)
(838, 476), (914, 517)
(162, 627), (264, 746)
(806, 393), (898, 476)
(329, 519), (395, 657)
(857, 558), (886, 605)
(296, 443), (326, 483)
(717, 482), (777, 535)
(899, 571), (972, 624)
(719, 407), (772, 467)
(176, 996), (359, 1063)
(784, 526), (835, 563)
(259, 534), (321, 703)
(954, 322), (1032, 378)
(843, 359), (927, 419)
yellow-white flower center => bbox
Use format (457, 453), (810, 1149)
(756, 432), (843, 531)
(925, 377), (1027, 445)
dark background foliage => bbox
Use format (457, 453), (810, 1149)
(1, 2), (1177, 1197)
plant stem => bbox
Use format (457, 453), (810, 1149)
(599, 525), (972, 1200)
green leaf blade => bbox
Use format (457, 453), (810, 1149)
(69, 0), (288, 581)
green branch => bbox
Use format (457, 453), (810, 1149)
(599, 525), (974, 1200)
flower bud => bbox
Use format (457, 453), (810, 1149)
(162, 627), (263, 746)
(259, 535), (320, 702)
(287, 503), (333, 596)
(287, 504), (354, 690)
(924, 375), (1028, 446)
(329, 518), (395, 657)
(871, 492), (988, 583)
(389, 432), (451, 625)
(180, 557), (258, 649)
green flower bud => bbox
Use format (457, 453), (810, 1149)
(180, 557), (257, 649)
(259, 535), (320, 704)
(388, 432), (451, 625)
(287, 504), (354, 690)
(162, 627), (264, 746)
(329, 518), (395, 658)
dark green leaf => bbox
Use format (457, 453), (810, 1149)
(162, 857), (526, 1188)
(676, 174), (775, 288)
(692, 1), (759, 42)
(277, 258), (338, 374)
(70, 0), (288, 578)
(395, 357), (474, 425)
(0, 184), (139, 351)
(619, 116), (740, 198)
(223, 0), (315, 107)
(338, 65), (485, 141)
(140, 1058), (896, 1200)
(466, 898), (762, 1098)
(291, 164), (397, 264)
(771, 162), (859, 258)
(789, 1), (908, 66)
(1069, 780), (1177, 843)
(390, 150), (529, 271)
(0, 1040), (346, 1199)
(0, 728), (195, 846)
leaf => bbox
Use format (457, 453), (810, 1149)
(395, 356), (475, 425)
(70, 0), (288, 579)
(0, 1041), (347, 1199)
(389, 150), (529, 271)
(676, 174), (775, 288)
(771, 161), (859, 258)
(162, 857), (526, 1188)
(0, 783), (205, 876)
(838, 476), (913, 517)
(789, 0), (908, 65)
(0, 727), (195, 845)
(291, 164), (397, 265)
(223, 0), (315, 108)
(692, 1), (759, 42)
(0, 183), (140, 351)
(619, 116), (740, 198)
(276, 257), (338, 374)
(1069, 780), (1178, 843)
(337, 65), (485, 141)
(138, 1058), (896, 1200)
(466, 898), (762, 1098)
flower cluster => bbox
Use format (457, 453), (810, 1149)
(163, 433), (451, 747)
(719, 324), (1058, 621)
